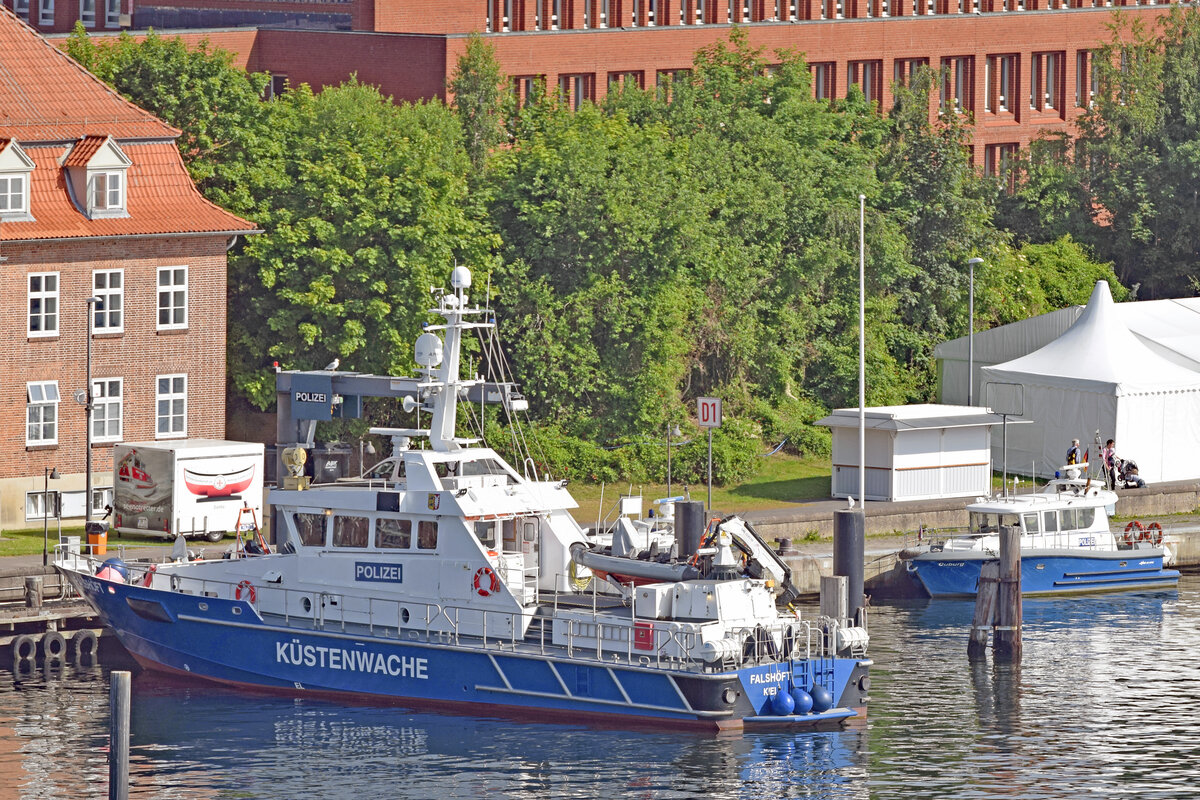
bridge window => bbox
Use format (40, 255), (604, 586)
(293, 513), (327, 547)
(333, 515), (370, 547)
(377, 518), (412, 549)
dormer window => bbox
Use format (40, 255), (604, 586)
(62, 135), (131, 219)
(0, 139), (35, 221)
(90, 171), (123, 211)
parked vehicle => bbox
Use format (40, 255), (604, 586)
(112, 440), (264, 542)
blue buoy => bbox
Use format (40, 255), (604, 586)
(770, 690), (796, 716)
(96, 557), (128, 582)
(790, 687), (814, 714)
(810, 684), (833, 713)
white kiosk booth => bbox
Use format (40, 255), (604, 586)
(816, 404), (1008, 502)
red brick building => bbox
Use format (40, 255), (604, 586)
(0, 6), (256, 530)
(9, 0), (1181, 168)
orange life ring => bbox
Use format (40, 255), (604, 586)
(1121, 520), (1143, 547)
(473, 566), (500, 597)
(142, 564), (157, 587)
(1144, 522), (1164, 547)
(235, 579), (257, 603)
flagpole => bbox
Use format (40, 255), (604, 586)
(859, 193), (865, 507)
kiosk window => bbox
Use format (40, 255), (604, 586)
(418, 521), (438, 550)
(377, 518), (412, 549)
(294, 513), (327, 547)
(333, 515), (370, 548)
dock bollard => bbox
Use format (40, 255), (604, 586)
(110, 670), (131, 800)
(24, 576), (43, 610)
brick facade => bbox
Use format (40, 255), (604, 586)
(34, 2), (1177, 167)
(0, 235), (233, 528)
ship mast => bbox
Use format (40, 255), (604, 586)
(423, 266), (486, 452)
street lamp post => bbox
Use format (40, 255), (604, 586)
(85, 296), (101, 526)
(42, 466), (60, 566)
(966, 258), (983, 407)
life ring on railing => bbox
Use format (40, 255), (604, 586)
(235, 579), (257, 603)
(1143, 522), (1164, 547)
(473, 566), (500, 597)
(141, 564), (157, 588)
(1122, 520), (1144, 547)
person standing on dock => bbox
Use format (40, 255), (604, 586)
(1103, 439), (1117, 489)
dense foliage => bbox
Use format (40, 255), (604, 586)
(71, 27), (1143, 485)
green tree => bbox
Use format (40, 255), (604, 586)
(1072, 7), (1200, 296)
(229, 81), (498, 408)
(64, 25), (277, 213)
(448, 34), (510, 175)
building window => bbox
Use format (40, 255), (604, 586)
(89, 171), (123, 212)
(986, 55), (1015, 113)
(92, 486), (113, 516)
(0, 173), (27, 215)
(1030, 52), (1062, 111)
(267, 74), (288, 99)
(14, 0), (30, 18)
(156, 374), (187, 438)
(558, 74), (593, 111)
(105, 0), (120, 25)
(28, 272), (59, 337)
(92, 378), (123, 443)
(984, 143), (1019, 191)
(27, 381), (59, 445)
(157, 266), (188, 329)
(26, 490), (59, 521)
(513, 75), (544, 108)
(812, 63), (835, 101)
(847, 61), (883, 105)
(93, 269), (123, 332)
(608, 71), (644, 91)
(79, 0), (95, 25)
(940, 57), (973, 114)
(38, 0), (53, 25)
(893, 59), (928, 89)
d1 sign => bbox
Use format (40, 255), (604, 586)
(697, 397), (722, 428)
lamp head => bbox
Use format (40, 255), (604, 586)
(48, 467), (59, 479)
(86, 296), (102, 304)
(967, 258), (984, 267)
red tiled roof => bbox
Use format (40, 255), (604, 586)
(61, 134), (110, 167)
(0, 6), (177, 141)
(2, 141), (257, 240)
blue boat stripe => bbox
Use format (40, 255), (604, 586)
(547, 661), (572, 695)
(606, 667), (634, 706)
(473, 683), (731, 717)
(1060, 567), (1167, 578)
(1053, 574), (1179, 586)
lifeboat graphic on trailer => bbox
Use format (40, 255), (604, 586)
(183, 465), (256, 498)
(116, 450), (157, 494)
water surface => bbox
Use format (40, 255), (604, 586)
(3, 577), (1197, 799)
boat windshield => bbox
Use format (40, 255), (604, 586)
(969, 512), (1022, 535)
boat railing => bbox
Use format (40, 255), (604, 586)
(64, 551), (847, 672)
(907, 526), (1128, 554)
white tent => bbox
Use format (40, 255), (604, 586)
(980, 281), (1200, 483)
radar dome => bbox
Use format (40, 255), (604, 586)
(451, 266), (472, 289)
(415, 332), (444, 367)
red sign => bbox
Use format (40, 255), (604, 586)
(697, 397), (722, 428)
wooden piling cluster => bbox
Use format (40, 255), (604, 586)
(967, 526), (1022, 663)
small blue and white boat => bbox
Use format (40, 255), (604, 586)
(58, 266), (870, 731)
(905, 471), (1179, 598)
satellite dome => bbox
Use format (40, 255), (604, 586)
(415, 332), (444, 367)
(450, 266), (472, 290)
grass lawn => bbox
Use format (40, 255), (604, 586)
(569, 453), (832, 526)
(0, 525), (236, 559)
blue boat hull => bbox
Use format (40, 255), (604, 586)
(909, 550), (1180, 598)
(65, 570), (867, 731)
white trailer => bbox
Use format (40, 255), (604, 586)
(112, 440), (265, 542)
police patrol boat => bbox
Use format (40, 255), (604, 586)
(57, 266), (870, 731)
(904, 465), (1179, 598)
